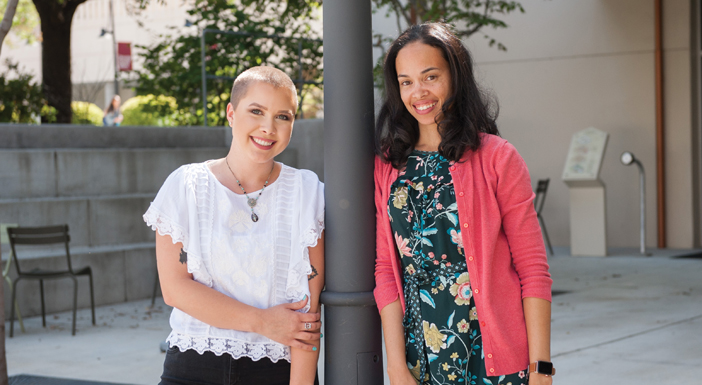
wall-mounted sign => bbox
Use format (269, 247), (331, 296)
(562, 127), (608, 182)
(117, 42), (132, 72)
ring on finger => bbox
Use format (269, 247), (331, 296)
(304, 322), (312, 330)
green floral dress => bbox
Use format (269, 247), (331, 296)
(388, 151), (528, 385)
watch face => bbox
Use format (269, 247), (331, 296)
(537, 361), (553, 374)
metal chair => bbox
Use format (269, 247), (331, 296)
(1, 223), (26, 333)
(534, 179), (554, 256)
(7, 224), (96, 336)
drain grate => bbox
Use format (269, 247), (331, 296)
(9, 375), (132, 385)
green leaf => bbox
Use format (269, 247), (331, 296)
(419, 289), (436, 308)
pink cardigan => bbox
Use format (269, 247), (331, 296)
(374, 134), (552, 376)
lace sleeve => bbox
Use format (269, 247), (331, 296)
(300, 173), (325, 260)
(144, 205), (189, 247)
(143, 166), (191, 251)
(284, 169), (325, 311)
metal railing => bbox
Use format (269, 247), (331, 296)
(199, 28), (322, 126)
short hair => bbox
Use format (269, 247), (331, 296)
(230, 66), (298, 112)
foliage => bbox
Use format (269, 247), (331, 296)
(372, 0), (524, 48)
(0, 0), (40, 47)
(71, 101), (103, 125)
(371, 0), (525, 86)
(133, 0), (323, 126)
(121, 94), (178, 126)
(0, 59), (55, 123)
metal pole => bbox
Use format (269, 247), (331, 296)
(109, 0), (119, 95)
(201, 29), (208, 127)
(635, 159), (646, 255)
(321, 0), (383, 384)
(297, 39), (304, 119)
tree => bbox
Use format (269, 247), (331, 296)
(0, 0), (20, 56)
(30, 0), (90, 123)
(371, 0), (525, 85)
(0, 0), (40, 52)
(133, 0), (322, 126)
(373, 0), (524, 47)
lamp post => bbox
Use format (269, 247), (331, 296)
(621, 152), (647, 255)
(99, 0), (119, 96)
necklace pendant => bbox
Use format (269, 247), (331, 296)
(247, 198), (257, 208)
(251, 212), (259, 222)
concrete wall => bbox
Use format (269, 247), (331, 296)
(457, 0), (699, 249)
(1, 120), (322, 318)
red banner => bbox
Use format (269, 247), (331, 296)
(117, 42), (132, 72)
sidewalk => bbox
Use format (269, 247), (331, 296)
(4, 248), (702, 384)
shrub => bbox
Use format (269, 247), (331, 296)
(71, 101), (103, 125)
(121, 94), (178, 126)
(0, 59), (55, 123)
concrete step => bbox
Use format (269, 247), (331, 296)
(0, 148), (227, 199)
(0, 194), (156, 247)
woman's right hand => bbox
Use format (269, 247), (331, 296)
(388, 365), (419, 385)
(256, 296), (321, 351)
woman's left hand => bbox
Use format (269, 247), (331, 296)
(528, 373), (553, 385)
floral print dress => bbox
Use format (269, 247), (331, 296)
(388, 151), (527, 385)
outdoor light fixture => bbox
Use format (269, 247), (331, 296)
(621, 151), (648, 255)
(98, 0), (119, 95)
(620, 151), (634, 166)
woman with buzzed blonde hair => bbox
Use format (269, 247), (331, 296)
(145, 66), (324, 385)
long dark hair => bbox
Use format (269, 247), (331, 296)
(375, 23), (499, 168)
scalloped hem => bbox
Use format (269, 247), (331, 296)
(144, 206), (189, 246)
(143, 206), (203, 274)
(301, 215), (326, 252)
(167, 332), (291, 363)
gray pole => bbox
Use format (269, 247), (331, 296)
(634, 159), (646, 255)
(320, 1), (383, 384)
(109, 0), (119, 95)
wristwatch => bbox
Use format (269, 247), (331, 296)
(529, 361), (555, 376)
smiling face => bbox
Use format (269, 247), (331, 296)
(226, 82), (296, 165)
(395, 42), (452, 132)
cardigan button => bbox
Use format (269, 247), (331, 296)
(450, 165), (457, 171)
(458, 192), (464, 197)
(463, 223), (469, 228)
(487, 353), (493, 358)
(481, 321), (486, 327)
(474, 289), (480, 294)
(489, 368), (495, 373)
(468, 256), (474, 261)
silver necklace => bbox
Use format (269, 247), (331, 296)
(225, 158), (275, 222)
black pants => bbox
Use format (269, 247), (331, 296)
(160, 347), (319, 385)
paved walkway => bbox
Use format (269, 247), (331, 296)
(5, 248), (702, 384)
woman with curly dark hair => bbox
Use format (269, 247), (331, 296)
(374, 23), (554, 385)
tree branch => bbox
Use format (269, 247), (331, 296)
(460, 0), (491, 37)
(0, 0), (20, 56)
(388, 0), (411, 27)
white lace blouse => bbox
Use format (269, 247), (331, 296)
(143, 161), (324, 363)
